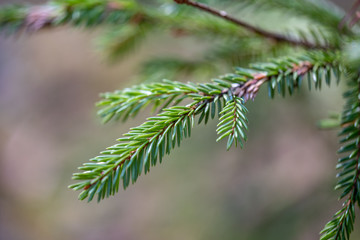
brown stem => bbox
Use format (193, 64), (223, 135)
(339, 0), (360, 30)
(349, 11), (360, 27)
(174, 0), (330, 50)
(228, 61), (314, 102)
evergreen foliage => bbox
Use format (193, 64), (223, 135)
(320, 74), (360, 240)
(2, 0), (360, 239)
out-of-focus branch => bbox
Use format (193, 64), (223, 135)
(339, 0), (360, 29)
(174, 0), (332, 50)
(0, 1), (138, 32)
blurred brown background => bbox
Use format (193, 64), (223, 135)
(0, 0), (359, 240)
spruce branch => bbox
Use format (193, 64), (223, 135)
(71, 51), (340, 202)
(320, 77), (360, 240)
(0, 1), (249, 39)
(173, 0), (333, 50)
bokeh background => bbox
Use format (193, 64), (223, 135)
(0, 0), (359, 240)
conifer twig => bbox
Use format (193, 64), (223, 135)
(320, 77), (360, 240)
(173, 0), (331, 50)
(70, 51), (340, 202)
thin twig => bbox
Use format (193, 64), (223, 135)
(339, 0), (360, 30)
(349, 11), (360, 27)
(174, 0), (330, 50)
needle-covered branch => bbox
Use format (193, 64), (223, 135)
(0, 0), (252, 60)
(320, 77), (360, 240)
(0, 0), (341, 58)
(0, 0), (248, 38)
(70, 51), (340, 202)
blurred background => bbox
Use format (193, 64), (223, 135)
(0, 0), (359, 240)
